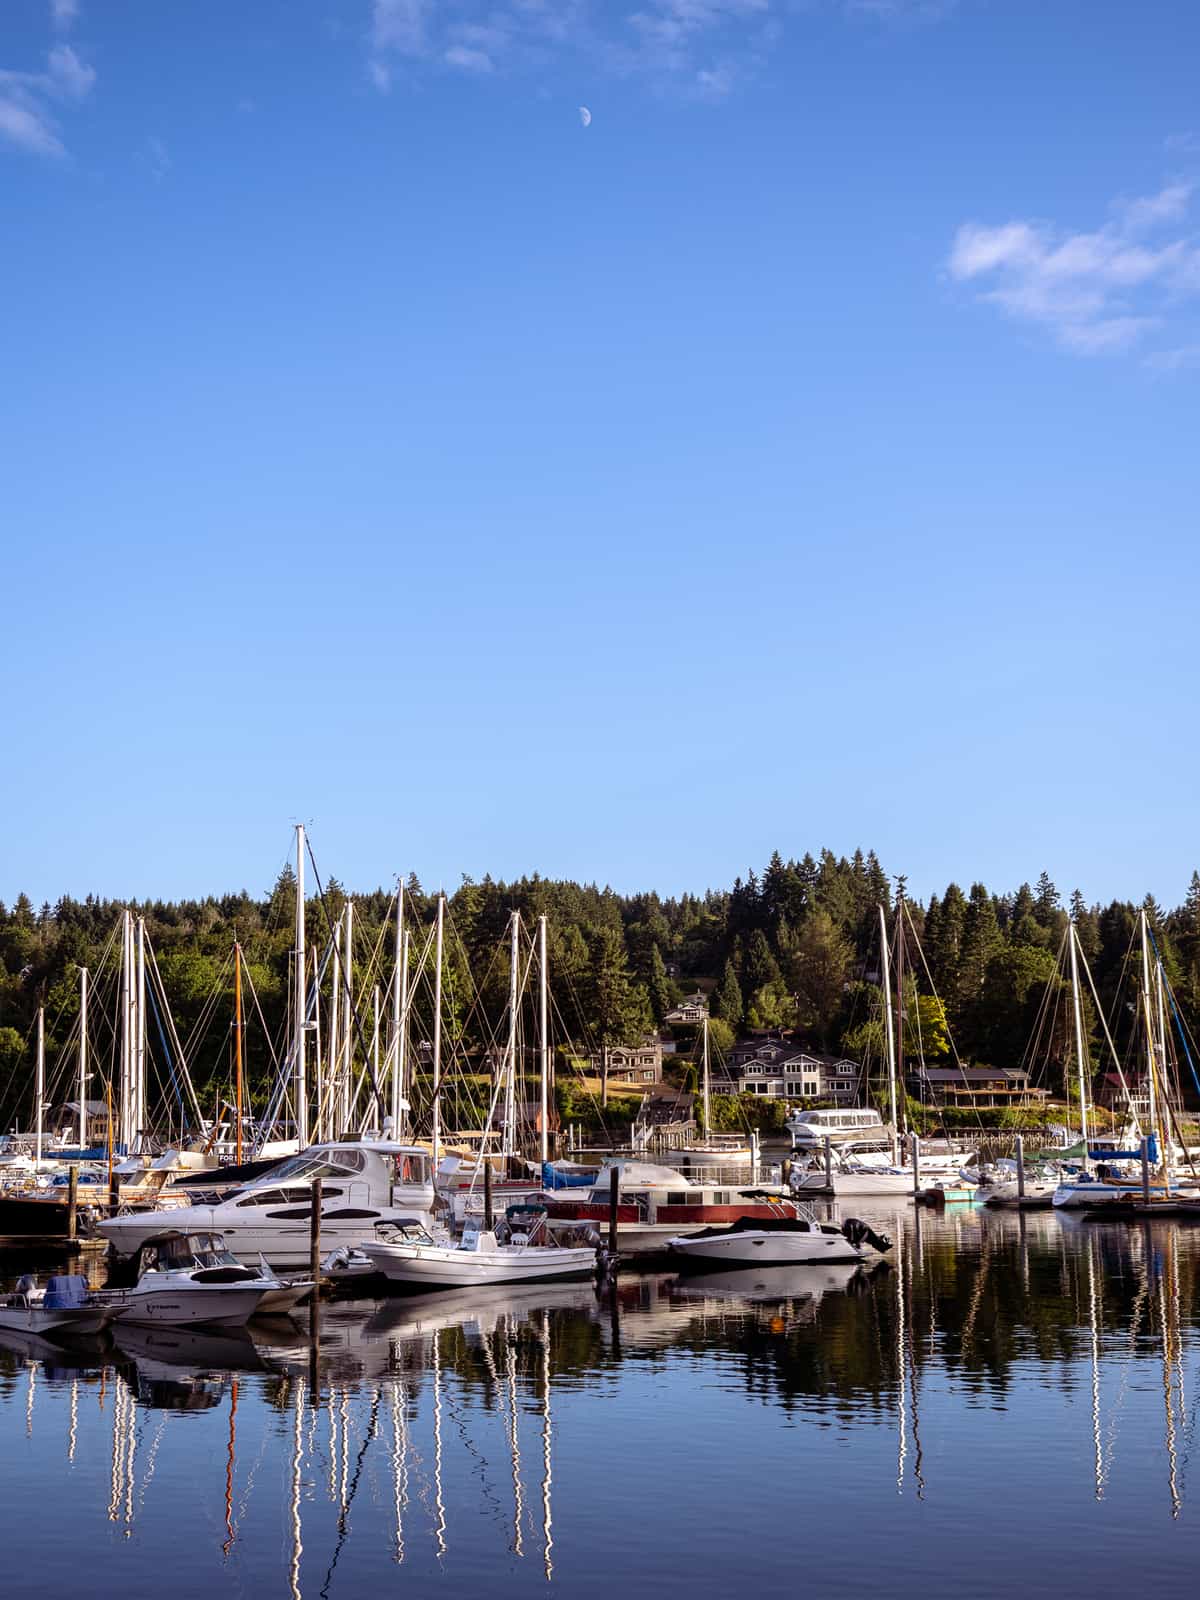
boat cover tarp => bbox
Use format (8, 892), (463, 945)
(542, 1163), (595, 1190)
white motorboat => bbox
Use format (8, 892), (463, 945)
(666, 1204), (891, 1268)
(360, 1206), (599, 1290)
(98, 1140), (435, 1267)
(98, 1230), (272, 1327)
(0, 1274), (112, 1336)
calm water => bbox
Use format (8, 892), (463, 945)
(4, 1207), (1200, 1598)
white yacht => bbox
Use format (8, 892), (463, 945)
(787, 1107), (888, 1148)
(98, 1141), (435, 1267)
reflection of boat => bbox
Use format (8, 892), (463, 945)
(0, 1322), (109, 1366)
(362, 1210), (597, 1290)
(669, 1261), (863, 1305)
(113, 1319), (276, 1377)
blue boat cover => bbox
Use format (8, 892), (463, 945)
(541, 1162), (595, 1190)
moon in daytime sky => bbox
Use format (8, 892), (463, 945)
(579, 106), (591, 127)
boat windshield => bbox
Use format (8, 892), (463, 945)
(145, 1232), (240, 1270)
(376, 1220), (435, 1246)
(255, 1152), (362, 1186)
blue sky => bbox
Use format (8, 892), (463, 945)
(3, 0), (1199, 909)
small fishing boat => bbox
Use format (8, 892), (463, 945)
(0, 1274), (112, 1336)
(360, 1206), (599, 1290)
(98, 1230), (272, 1327)
(666, 1201), (891, 1268)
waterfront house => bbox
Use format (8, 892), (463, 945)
(908, 1066), (1046, 1109)
(664, 993), (709, 1026)
(589, 1038), (664, 1087)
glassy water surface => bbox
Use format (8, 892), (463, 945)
(4, 1208), (1199, 1598)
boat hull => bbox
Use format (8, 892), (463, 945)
(107, 1286), (268, 1327)
(360, 1242), (597, 1289)
(0, 1305), (109, 1335)
(667, 1231), (863, 1267)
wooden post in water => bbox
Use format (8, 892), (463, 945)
(1141, 1136), (1152, 1204)
(608, 1165), (619, 1258)
(824, 1137), (833, 1192)
(484, 1160), (494, 1233)
(67, 1164), (79, 1242)
(309, 1178), (323, 1283)
(911, 1133), (921, 1199)
(1015, 1134), (1026, 1200)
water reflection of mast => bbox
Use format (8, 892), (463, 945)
(540, 1308), (554, 1582)
(289, 1376), (307, 1600)
(1086, 1232), (1104, 1501)
(506, 1319), (526, 1556)
(895, 1223), (907, 1494)
(223, 1378), (239, 1556)
(390, 1380), (409, 1565)
(1159, 1227), (1181, 1518)
(906, 1217), (925, 1501)
(433, 1328), (447, 1559)
(68, 1378), (78, 1463)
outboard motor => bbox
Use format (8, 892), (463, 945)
(841, 1217), (893, 1253)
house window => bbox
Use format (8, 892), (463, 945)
(836, 1064), (855, 1076)
(642, 1070), (654, 1081)
(786, 1082), (802, 1094)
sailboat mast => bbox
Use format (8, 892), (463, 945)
(35, 1005), (44, 1169)
(1068, 921), (1091, 1166)
(702, 1015), (711, 1141)
(538, 914), (550, 1168)
(879, 903), (899, 1165)
(504, 911), (520, 1162)
(120, 910), (132, 1153)
(432, 894), (444, 1170)
(341, 899), (354, 1137)
(234, 942), (244, 1164)
(1155, 958), (1172, 1186)
(391, 883), (405, 1133)
(135, 916), (146, 1152)
(894, 894), (907, 1146)
(78, 967), (88, 1150)
(294, 825), (308, 1149)
(328, 913), (342, 1143)
(398, 930), (410, 1139)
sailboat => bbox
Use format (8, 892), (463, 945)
(1053, 911), (1182, 1209)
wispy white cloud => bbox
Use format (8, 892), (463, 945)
(0, 41), (96, 159)
(444, 44), (495, 71)
(47, 44), (95, 99)
(143, 135), (170, 181)
(51, 0), (79, 32)
(946, 184), (1200, 360)
(1144, 343), (1200, 374)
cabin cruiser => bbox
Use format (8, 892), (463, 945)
(541, 1160), (802, 1254)
(0, 1274), (112, 1336)
(360, 1205), (599, 1289)
(787, 1107), (889, 1148)
(789, 1137), (975, 1196)
(97, 1231), (272, 1327)
(98, 1141), (435, 1267)
(666, 1199), (891, 1267)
